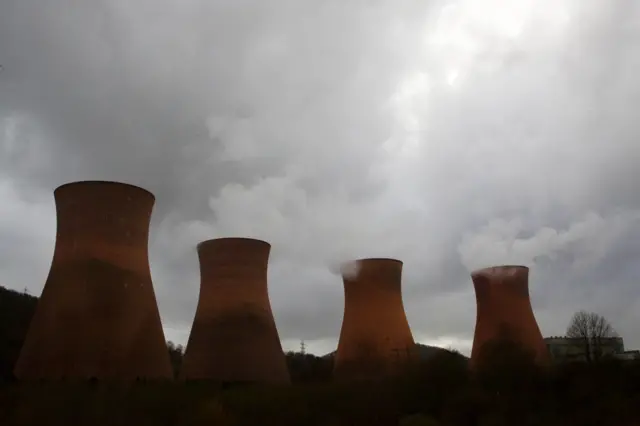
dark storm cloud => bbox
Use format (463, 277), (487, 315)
(2, 0), (640, 355)
(0, 0), (397, 216)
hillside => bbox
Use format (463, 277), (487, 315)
(322, 343), (466, 361)
(0, 286), (188, 379)
(0, 286), (38, 379)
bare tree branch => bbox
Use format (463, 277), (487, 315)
(566, 310), (617, 362)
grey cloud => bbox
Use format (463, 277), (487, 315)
(457, 210), (640, 272)
(2, 0), (640, 355)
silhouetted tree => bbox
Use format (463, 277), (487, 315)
(166, 341), (184, 378)
(473, 325), (539, 394)
(566, 310), (618, 362)
(285, 351), (333, 383)
(398, 347), (469, 418)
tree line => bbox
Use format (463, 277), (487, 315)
(2, 284), (638, 425)
(3, 337), (640, 425)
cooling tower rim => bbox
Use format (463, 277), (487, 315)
(353, 257), (403, 265)
(196, 237), (271, 251)
(471, 264), (529, 277)
(54, 180), (155, 199)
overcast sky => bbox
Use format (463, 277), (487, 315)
(2, 0), (640, 356)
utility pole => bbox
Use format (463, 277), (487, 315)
(300, 339), (306, 355)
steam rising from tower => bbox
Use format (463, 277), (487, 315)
(333, 258), (416, 380)
(180, 238), (290, 384)
(14, 181), (172, 380)
(470, 265), (549, 367)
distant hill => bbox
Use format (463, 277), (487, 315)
(322, 343), (469, 361)
(0, 285), (186, 378)
(0, 286), (38, 379)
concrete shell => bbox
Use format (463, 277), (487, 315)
(180, 238), (290, 384)
(14, 181), (172, 380)
(333, 258), (416, 381)
(470, 265), (549, 367)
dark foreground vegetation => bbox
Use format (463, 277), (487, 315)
(3, 352), (640, 425)
(2, 286), (640, 425)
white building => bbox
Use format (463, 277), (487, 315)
(544, 336), (639, 362)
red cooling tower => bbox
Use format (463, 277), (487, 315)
(180, 238), (290, 384)
(470, 265), (549, 367)
(333, 258), (416, 380)
(14, 181), (172, 380)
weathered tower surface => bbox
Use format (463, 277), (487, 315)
(14, 181), (172, 380)
(333, 258), (416, 381)
(180, 238), (290, 384)
(470, 265), (549, 367)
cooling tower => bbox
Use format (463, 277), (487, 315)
(333, 258), (416, 381)
(180, 238), (290, 384)
(470, 265), (549, 367)
(14, 181), (172, 380)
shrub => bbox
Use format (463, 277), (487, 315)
(399, 414), (440, 426)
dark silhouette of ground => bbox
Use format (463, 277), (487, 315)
(3, 284), (640, 426)
(323, 343), (465, 363)
(0, 287), (37, 380)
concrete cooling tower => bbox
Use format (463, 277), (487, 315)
(470, 265), (549, 367)
(333, 258), (416, 381)
(14, 181), (172, 380)
(180, 238), (290, 384)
